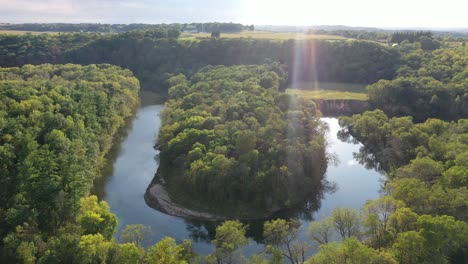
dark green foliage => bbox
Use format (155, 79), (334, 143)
(0, 33), (401, 95)
(390, 31), (433, 44)
(0, 64), (139, 261)
(157, 64), (328, 216)
(211, 31), (221, 38)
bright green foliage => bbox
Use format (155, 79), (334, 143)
(115, 243), (144, 264)
(306, 238), (381, 264)
(77, 196), (118, 240)
(211, 220), (248, 264)
(158, 64), (328, 216)
(78, 233), (112, 264)
(331, 208), (361, 240)
(0, 64), (139, 261)
(145, 237), (192, 264)
(16, 241), (36, 264)
(388, 207), (418, 234)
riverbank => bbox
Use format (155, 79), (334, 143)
(144, 181), (228, 221)
(314, 99), (372, 116)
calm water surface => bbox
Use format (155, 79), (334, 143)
(93, 105), (384, 256)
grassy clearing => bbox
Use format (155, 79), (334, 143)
(0, 30), (59, 35)
(287, 89), (368, 101)
(183, 31), (347, 40)
(290, 81), (367, 93)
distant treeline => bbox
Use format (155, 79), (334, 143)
(390, 31), (433, 43)
(0, 32), (400, 95)
(308, 29), (390, 41)
(0, 22), (251, 33)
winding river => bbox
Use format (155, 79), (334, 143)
(92, 101), (384, 256)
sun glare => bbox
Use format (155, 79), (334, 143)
(241, 0), (316, 25)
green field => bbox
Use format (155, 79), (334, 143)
(290, 81), (367, 92)
(182, 31), (347, 40)
(287, 89), (368, 101)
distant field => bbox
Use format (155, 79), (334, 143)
(0, 30), (59, 35)
(287, 89), (368, 101)
(290, 81), (367, 93)
(183, 31), (347, 40)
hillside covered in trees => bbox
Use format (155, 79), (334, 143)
(0, 64), (140, 262)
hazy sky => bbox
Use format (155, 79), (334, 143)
(1, 0), (467, 28)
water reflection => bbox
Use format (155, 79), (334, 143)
(93, 105), (384, 256)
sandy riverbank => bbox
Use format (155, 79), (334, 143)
(144, 182), (228, 221)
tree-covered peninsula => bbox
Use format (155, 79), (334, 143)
(148, 64), (329, 218)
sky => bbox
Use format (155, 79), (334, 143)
(1, 0), (467, 28)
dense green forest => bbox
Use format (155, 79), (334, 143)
(0, 24), (467, 263)
(156, 64), (328, 216)
(3, 29), (463, 121)
(367, 43), (467, 121)
(0, 64), (140, 262)
(0, 31), (400, 95)
(327, 110), (468, 263)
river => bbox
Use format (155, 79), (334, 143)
(93, 103), (384, 256)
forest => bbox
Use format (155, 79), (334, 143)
(156, 64), (328, 216)
(0, 64), (140, 263)
(0, 23), (249, 34)
(0, 23), (467, 263)
(0, 30), (400, 95)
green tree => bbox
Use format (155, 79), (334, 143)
(211, 220), (248, 264)
(308, 217), (333, 245)
(331, 207), (361, 240)
(77, 196), (118, 240)
(78, 234), (112, 264)
(145, 237), (192, 264)
(119, 224), (151, 247)
(115, 243), (143, 264)
(306, 238), (378, 264)
(391, 231), (425, 264)
(264, 219), (307, 264)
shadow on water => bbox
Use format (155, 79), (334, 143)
(93, 102), (384, 256)
(91, 115), (134, 199)
(179, 178), (337, 245)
